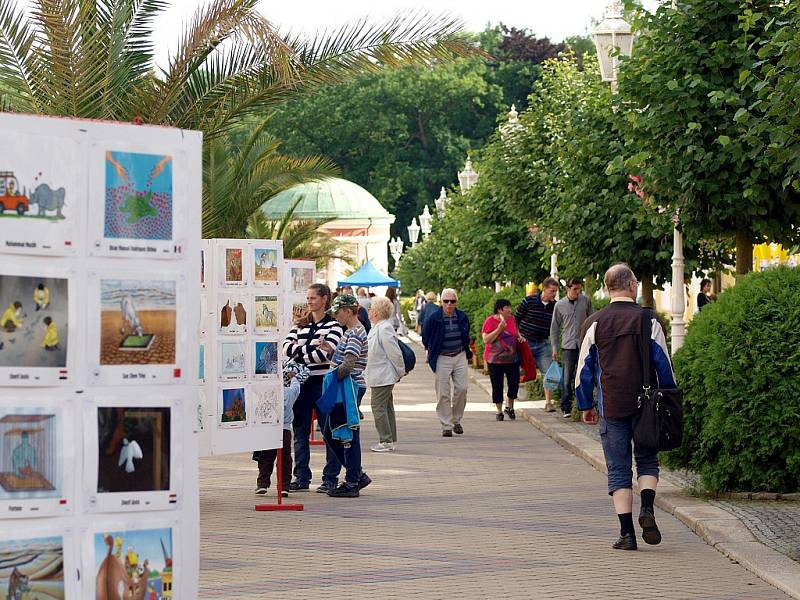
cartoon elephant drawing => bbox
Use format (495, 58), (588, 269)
(29, 183), (66, 217)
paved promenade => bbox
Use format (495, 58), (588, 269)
(199, 345), (788, 599)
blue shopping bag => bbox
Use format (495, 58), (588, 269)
(544, 361), (563, 391)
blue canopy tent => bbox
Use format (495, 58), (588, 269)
(337, 260), (399, 288)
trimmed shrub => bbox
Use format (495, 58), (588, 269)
(668, 267), (800, 493)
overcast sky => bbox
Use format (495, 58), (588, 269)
(153, 0), (660, 64)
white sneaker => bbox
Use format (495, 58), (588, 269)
(370, 442), (395, 452)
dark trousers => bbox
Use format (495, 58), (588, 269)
(254, 429), (292, 489)
(320, 387), (366, 486)
(291, 375), (323, 485)
(487, 362), (520, 404)
(560, 348), (579, 413)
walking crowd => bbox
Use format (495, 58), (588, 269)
(256, 264), (677, 552)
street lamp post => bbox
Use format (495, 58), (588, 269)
(593, 1), (686, 355)
(389, 236), (404, 264)
(419, 205), (432, 239)
(407, 218), (421, 247)
(458, 156), (478, 194)
(434, 187), (448, 214)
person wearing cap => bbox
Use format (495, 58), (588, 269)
(317, 294), (372, 497)
(252, 359), (310, 496)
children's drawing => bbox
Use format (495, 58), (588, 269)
(0, 412), (61, 498)
(0, 275), (68, 369)
(97, 407), (171, 493)
(100, 279), (176, 365)
(217, 294), (247, 335)
(0, 535), (64, 599)
(225, 248), (243, 283)
(104, 151), (173, 241)
(218, 341), (246, 380)
(254, 341), (278, 377)
(253, 248), (278, 283)
(254, 295), (278, 330)
(290, 267), (314, 293)
(252, 385), (281, 425)
(220, 388), (246, 425)
(0, 171), (66, 220)
(94, 527), (173, 600)
(291, 302), (307, 324)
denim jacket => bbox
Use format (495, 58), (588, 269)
(421, 307), (472, 372)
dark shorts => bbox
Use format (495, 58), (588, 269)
(599, 415), (659, 495)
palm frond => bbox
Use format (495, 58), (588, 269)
(0, 0), (40, 112)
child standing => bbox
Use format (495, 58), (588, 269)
(252, 360), (309, 496)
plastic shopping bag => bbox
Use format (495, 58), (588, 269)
(544, 361), (563, 391)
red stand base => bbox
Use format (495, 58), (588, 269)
(254, 449), (304, 512)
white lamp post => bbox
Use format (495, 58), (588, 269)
(407, 218), (421, 247)
(458, 156), (479, 194)
(592, 1), (633, 93)
(389, 237), (404, 264)
(500, 104), (524, 142)
(419, 205), (432, 238)
(434, 187), (448, 214)
(592, 0), (685, 355)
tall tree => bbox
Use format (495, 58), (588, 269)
(619, 0), (800, 275)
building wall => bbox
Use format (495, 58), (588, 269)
(318, 218), (393, 289)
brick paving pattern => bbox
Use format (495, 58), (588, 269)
(199, 344), (789, 599)
(549, 402), (800, 565)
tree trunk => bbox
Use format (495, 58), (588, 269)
(735, 229), (753, 277)
(641, 277), (655, 308)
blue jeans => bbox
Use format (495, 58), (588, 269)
(320, 386), (366, 487)
(291, 376), (323, 485)
(560, 348), (579, 413)
(599, 415), (659, 495)
(527, 338), (553, 375)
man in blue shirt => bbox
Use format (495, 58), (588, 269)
(422, 288), (472, 437)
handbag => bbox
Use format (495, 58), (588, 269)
(632, 310), (684, 451)
(376, 327), (415, 377)
(518, 339), (537, 382)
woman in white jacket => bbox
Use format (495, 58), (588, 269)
(366, 296), (406, 452)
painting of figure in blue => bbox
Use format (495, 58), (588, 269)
(254, 341), (278, 376)
(104, 151), (173, 241)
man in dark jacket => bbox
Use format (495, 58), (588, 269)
(576, 263), (676, 551)
(422, 288), (472, 437)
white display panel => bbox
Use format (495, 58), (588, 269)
(0, 131), (82, 256)
(0, 114), (201, 599)
(0, 397), (76, 518)
(200, 239), (292, 456)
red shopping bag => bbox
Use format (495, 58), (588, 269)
(517, 340), (537, 383)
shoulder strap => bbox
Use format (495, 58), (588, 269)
(640, 308), (652, 389)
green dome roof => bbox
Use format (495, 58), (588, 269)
(260, 178), (394, 221)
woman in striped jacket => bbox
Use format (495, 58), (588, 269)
(283, 283), (344, 492)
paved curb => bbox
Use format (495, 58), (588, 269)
(465, 367), (800, 600)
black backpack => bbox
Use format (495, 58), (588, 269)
(397, 339), (416, 373)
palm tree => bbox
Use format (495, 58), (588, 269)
(203, 118), (336, 237)
(0, 0), (476, 139)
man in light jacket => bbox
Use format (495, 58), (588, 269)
(366, 297), (406, 452)
(551, 278), (594, 418)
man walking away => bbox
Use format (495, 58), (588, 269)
(422, 288), (472, 437)
(515, 278), (559, 411)
(576, 263), (676, 551)
(551, 278), (593, 418)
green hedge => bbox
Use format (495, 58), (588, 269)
(668, 267), (800, 493)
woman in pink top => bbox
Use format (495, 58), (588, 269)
(481, 299), (525, 421)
